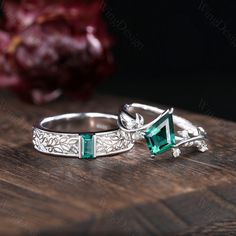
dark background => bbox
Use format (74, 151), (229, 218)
(99, 0), (236, 121)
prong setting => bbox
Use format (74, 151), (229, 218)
(117, 103), (208, 159)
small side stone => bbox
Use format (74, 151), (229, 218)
(172, 148), (181, 158)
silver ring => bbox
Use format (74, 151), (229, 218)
(118, 103), (208, 158)
(33, 113), (134, 159)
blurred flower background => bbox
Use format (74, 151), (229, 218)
(0, 0), (113, 104)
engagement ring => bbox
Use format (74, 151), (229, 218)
(118, 103), (208, 158)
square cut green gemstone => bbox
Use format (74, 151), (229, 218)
(145, 112), (175, 156)
(81, 134), (94, 159)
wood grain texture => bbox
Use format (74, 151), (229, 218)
(0, 92), (236, 236)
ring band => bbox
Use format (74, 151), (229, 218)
(33, 113), (134, 159)
(118, 103), (208, 158)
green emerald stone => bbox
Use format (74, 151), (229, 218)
(81, 134), (94, 159)
(145, 112), (175, 156)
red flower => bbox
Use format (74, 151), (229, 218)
(0, 0), (113, 104)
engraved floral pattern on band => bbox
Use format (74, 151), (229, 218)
(96, 130), (134, 156)
(33, 128), (134, 157)
(33, 128), (80, 156)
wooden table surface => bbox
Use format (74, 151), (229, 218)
(0, 92), (236, 236)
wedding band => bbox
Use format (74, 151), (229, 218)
(33, 113), (134, 158)
(118, 103), (208, 158)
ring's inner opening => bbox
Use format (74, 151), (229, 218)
(128, 107), (161, 124)
(128, 107), (182, 130)
(41, 116), (117, 133)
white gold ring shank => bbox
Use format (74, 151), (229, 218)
(33, 112), (134, 158)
